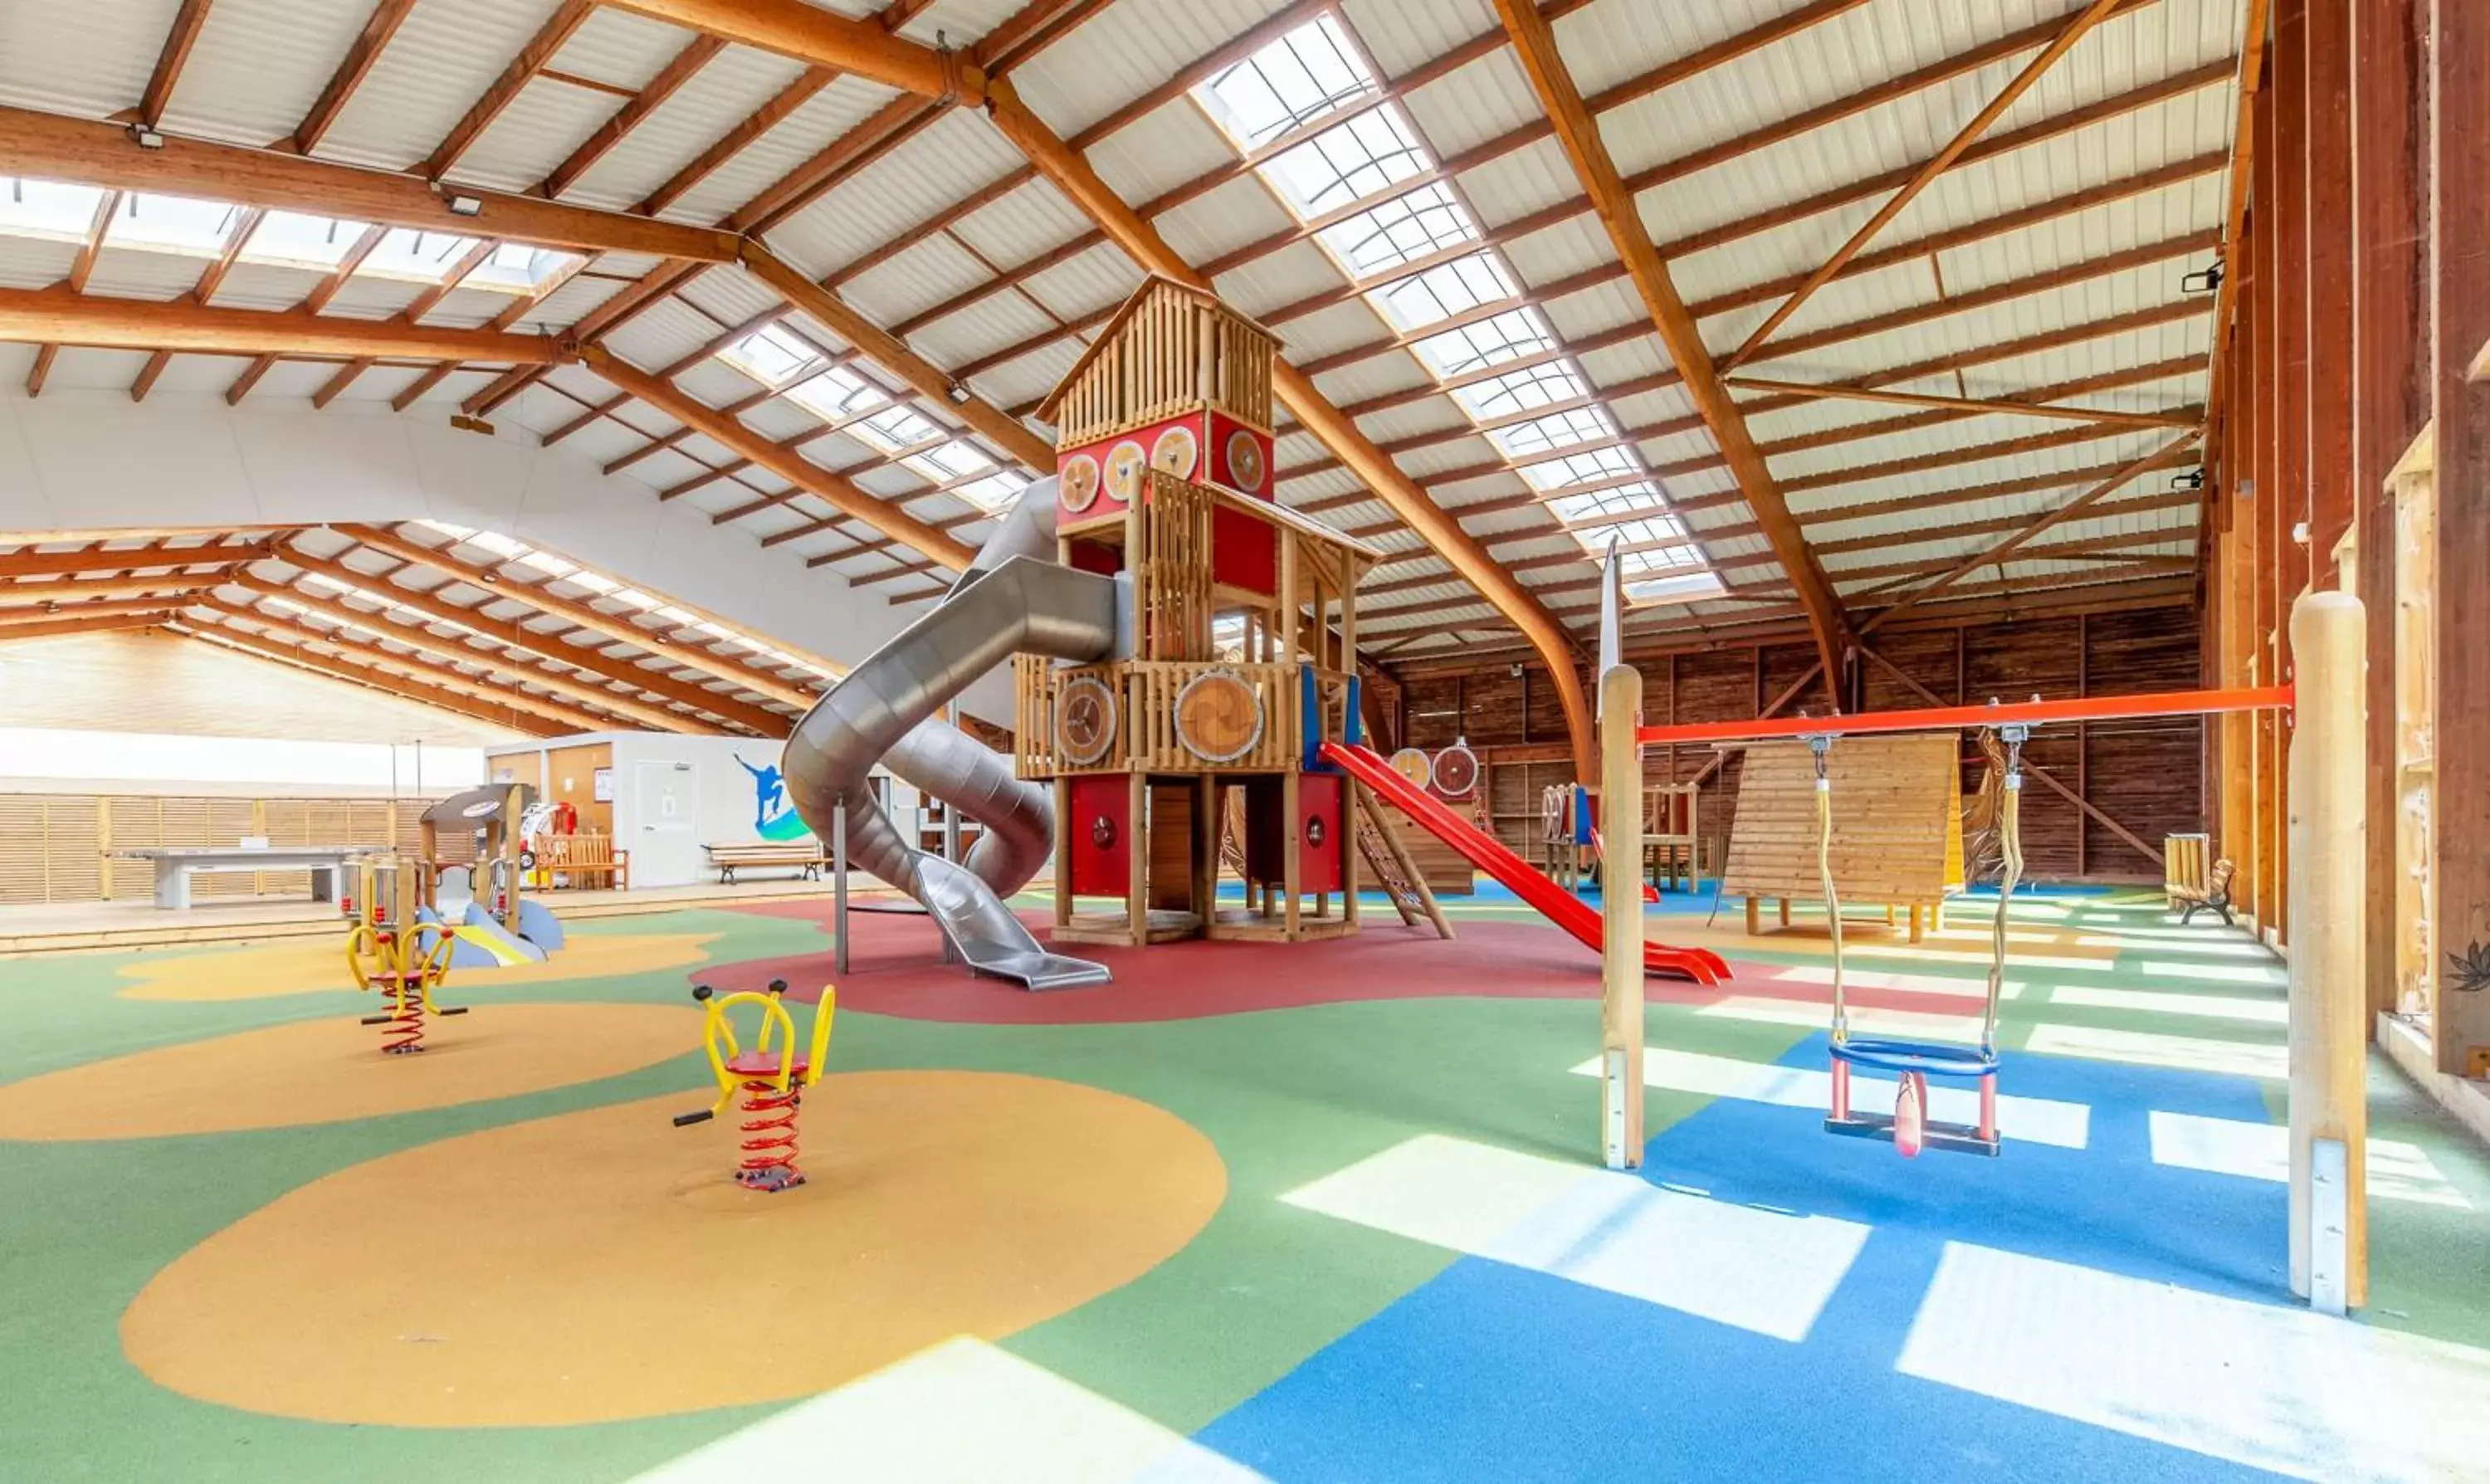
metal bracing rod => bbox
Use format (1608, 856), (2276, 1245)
(1634, 685), (2293, 747)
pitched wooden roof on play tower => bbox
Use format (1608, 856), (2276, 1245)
(1035, 276), (1282, 442)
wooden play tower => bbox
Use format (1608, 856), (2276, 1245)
(1017, 276), (1428, 948)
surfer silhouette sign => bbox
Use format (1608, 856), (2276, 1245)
(735, 753), (812, 842)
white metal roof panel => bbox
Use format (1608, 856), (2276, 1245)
(0, 237), (78, 291)
(552, 46), (812, 212)
(444, 77), (618, 195)
(316, 0), (569, 172)
(660, 73), (906, 228)
(155, 0), (374, 146)
(1003, 0), (1301, 139)
(0, 0), (174, 118)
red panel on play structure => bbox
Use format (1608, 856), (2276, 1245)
(1058, 412), (1208, 527)
(1210, 502), (1276, 596)
(1206, 408), (1272, 500)
(1298, 773), (1343, 893)
(1066, 775), (1130, 898)
(1066, 538), (1120, 577)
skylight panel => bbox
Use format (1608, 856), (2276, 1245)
(1366, 252), (1516, 333)
(240, 210), (369, 271)
(104, 191), (242, 255)
(1317, 182), (1479, 278)
(717, 323), (821, 389)
(1195, 14), (1376, 149)
(1454, 362), (1586, 422)
(360, 227), (481, 283)
(902, 441), (995, 486)
(1264, 106), (1430, 217)
(1520, 443), (1640, 491)
(1624, 569), (1727, 604)
(462, 530), (528, 559)
(0, 176), (108, 242)
(852, 403), (944, 455)
(1413, 309), (1555, 378)
(951, 473), (1025, 514)
(466, 242), (579, 294)
(1490, 405), (1614, 458)
(784, 364), (881, 422)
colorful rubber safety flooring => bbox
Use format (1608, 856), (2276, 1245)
(2, 886), (2487, 1482)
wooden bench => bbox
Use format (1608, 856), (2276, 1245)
(706, 841), (826, 884)
(532, 833), (628, 891)
(2171, 857), (2238, 926)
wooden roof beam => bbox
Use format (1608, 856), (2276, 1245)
(139, 0), (215, 129)
(0, 287), (569, 363)
(1724, 0), (2126, 368)
(0, 610), (178, 643)
(198, 599), (640, 734)
(229, 572), (743, 735)
(330, 523), (827, 710)
(579, 355), (977, 569)
(0, 596), (204, 626)
(599, 0), (984, 105)
(0, 106), (738, 261)
(266, 541), (794, 734)
(0, 573), (227, 606)
(1494, 0), (1851, 692)
(539, 35), (726, 199)
(424, 1), (596, 180)
(293, 0), (417, 154)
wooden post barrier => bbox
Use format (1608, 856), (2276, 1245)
(1600, 663), (1645, 1170)
(2287, 589), (2367, 1311)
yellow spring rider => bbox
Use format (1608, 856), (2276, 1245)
(343, 855), (468, 1055)
(671, 979), (837, 1192)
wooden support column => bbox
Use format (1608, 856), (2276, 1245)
(2286, 589), (2367, 1309)
(2303, 0), (2356, 563)
(2351, 0), (2427, 1023)
(2430, 0), (2490, 1076)
(2271, 0), (2311, 947)
(1599, 662), (1644, 1171)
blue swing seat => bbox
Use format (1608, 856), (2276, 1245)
(1828, 1037), (1999, 1079)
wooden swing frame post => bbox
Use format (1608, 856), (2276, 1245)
(1599, 664), (1644, 1170)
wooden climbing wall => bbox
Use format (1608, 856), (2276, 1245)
(1721, 736), (1964, 909)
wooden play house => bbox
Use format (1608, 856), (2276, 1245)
(1721, 735), (1964, 941)
(1019, 276), (1409, 948)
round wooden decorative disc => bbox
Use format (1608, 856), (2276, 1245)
(1150, 425), (1199, 479)
(1431, 744), (1480, 798)
(1060, 453), (1101, 513)
(1054, 676), (1118, 766)
(1387, 748), (1433, 790)
(1223, 428), (1266, 492)
(1172, 669), (1264, 764)
(1105, 441), (1146, 503)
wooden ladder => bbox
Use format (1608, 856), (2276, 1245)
(1352, 787), (1453, 940)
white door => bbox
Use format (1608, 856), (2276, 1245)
(634, 759), (701, 886)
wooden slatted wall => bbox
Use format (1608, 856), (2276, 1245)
(0, 794), (447, 906)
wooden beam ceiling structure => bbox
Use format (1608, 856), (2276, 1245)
(1492, 0), (1853, 692)
(223, 572), (740, 736)
(1721, 0), (2128, 368)
(0, 610), (180, 643)
(264, 542), (795, 736)
(0, 107), (740, 262)
(329, 523), (826, 712)
(186, 622), (579, 739)
(0, 288), (567, 364)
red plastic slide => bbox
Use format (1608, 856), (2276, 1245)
(1322, 741), (1729, 985)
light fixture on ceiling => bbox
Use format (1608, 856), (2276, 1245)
(944, 380), (971, 404)
(2179, 260), (2224, 295)
(2171, 468), (2206, 492)
(445, 194), (483, 217)
(128, 124), (166, 149)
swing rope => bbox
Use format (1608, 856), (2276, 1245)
(1812, 735), (1846, 1049)
(1982, 727), (2027, 1061)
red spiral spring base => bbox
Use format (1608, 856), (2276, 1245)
(381, 979), (426, 1056)
(734, 1078), (804, 1192)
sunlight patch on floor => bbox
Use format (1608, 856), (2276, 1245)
(1897, 1243), (2490, 1482)
(2022, 1023), (2285, 1079)
(2148, 1112), (2472, 1208)
(1847, 943), (2107, 971)
(1697, 996), (1984, 1042)
(1282, 1134), (1870, 1342)
(630, 1337), (1265, 1484)
(2048, 984), (2288, 1026)
(1763, 963), (2028, 998)
(2136, 959), (2289, 987)
(1565, 1050), (2090, 1149)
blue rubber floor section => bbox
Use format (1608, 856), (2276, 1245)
(1196, 1037), (2298, 1483)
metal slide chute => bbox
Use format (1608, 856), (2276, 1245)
(781, 483), (1120, 989)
